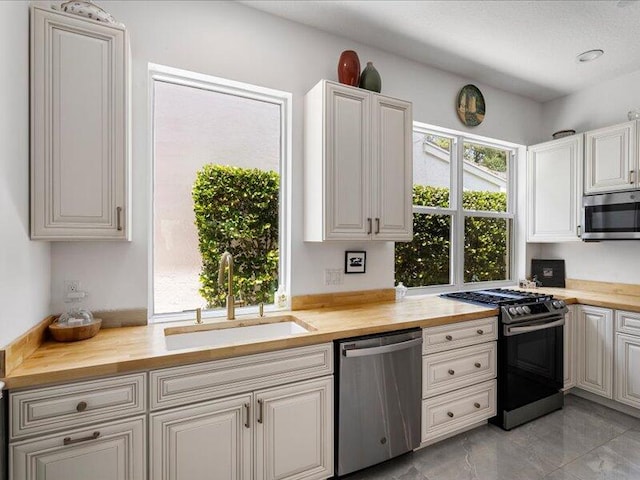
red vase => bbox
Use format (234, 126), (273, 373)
(337, 50), (360, 86)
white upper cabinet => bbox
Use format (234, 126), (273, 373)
(527, 135), (583, 242)
(304, 80), (412, 242)
(30, 6), (130, 240)
(584, 121), (637, 194)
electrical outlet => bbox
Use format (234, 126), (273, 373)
(324, 269), (344, 286)
(64, 280), (80, 294)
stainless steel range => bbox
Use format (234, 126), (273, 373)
(442, 289), (568, 430)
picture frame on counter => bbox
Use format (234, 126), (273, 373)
(345, 251), (366, 274)
(531, 259), (566, 287)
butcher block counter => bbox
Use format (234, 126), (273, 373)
(2, 294), (497, 389)
(4, 278), (640, 390)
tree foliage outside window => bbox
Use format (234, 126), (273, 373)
(395, 185), (508, 287)
(192, 165), (279, 308)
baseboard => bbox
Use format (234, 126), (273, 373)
(415, 420), (487, 449)
(568, 388), (640, 419)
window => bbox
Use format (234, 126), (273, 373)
(395, 122), (516, 292)
(150, 65), (291, 318)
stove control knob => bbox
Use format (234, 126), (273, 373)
(509, 307), (518, 316)
(553, 301), (562, 309)
(522, 306), (531, 314)
(558, 300), (566, 308)
(516, 307), (525, 315)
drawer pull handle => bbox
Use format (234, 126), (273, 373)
(477, 329), (484, 335)
(448, 369), (455, 375)
(257, 399), (264, 424)
(244, 403), (250, 429)
(76, 401), (88, 412)
(63, 431), (100, 446)
(447, 412), (454, 418)
(116, 207), (123, 231)
(474, 402), (481, 409)
(474, 362), (481, 368)
(445, 335), (453, 341)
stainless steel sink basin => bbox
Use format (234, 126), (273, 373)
(164, 315), (316, 351)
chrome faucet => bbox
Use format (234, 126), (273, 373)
(218, 251), (244, 320)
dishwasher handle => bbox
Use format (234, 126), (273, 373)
(342, 337), (422, 357)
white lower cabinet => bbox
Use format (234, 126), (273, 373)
(11, 416), (145, 480)
(150, 377), (333, 480)
(255, 377), (333, 480)
(421, 317), (498, 445)
(150, 395), (252, 480)
(563, 305), (577, 390)
(615, 311), (640, 409)
(576, 305), (614, 398)
(615, 334), (640, 409)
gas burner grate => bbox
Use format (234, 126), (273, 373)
(441, 288), (553, 307)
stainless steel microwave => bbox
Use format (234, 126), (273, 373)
(582, 191), (640, 241)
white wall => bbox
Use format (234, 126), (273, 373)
(0, 2), (51, 347)
(533, 67), (640, 284)
(49, 1), (543, 314)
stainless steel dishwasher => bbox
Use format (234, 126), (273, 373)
(335, 329), (422, 477)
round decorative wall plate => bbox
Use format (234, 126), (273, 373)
(456, 84), (485, 127)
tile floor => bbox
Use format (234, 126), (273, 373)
(345, 394), (640, 480)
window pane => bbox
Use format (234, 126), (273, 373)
(153, 81), (281, 314)
(413, 133), (451, 208)
(395, 213), (451, 287)
(462, 142), (508, 212)
(464, 217), (510, 283)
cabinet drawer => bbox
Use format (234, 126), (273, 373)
(423, 317), (497, 354)
(150, 343), (333, 410)
(421, 380), (496, 444)
(11, 415), (146, 480)
(422, 342), (496, 398)
(10, 373), (146, 440)
(616, 310), (640, 336)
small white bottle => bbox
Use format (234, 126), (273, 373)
(274, 285), (287, 309)
(395, 282), (408, 301)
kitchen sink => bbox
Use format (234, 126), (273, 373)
(164, 315), (316, 351)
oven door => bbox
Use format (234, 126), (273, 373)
(503, 316), (564, 412)
(583, 192), (640, 240)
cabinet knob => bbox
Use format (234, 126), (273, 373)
(447, 411), (454, 418)
(474, 402), (481, 409)
(474, 362), (481, 368)
(477, 329), (484, 335)
(76, 401), (88, 412)
(445, 335), (453, 341)
(448, 369), (455, 375)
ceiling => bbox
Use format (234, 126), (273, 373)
(240, 0), (640, 103)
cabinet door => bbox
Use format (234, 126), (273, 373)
(150, 394), (251, 480)
(324, 83), (371, 240)
(255, 377), (333, 480)
(576, 305), (613, 398)
(527, 136), (583, 242)
(563, 305), (577, 390)
(371, 95), (413, 241)
(615, 333), (640, 409)
(584, 121), (636, 194)
(11, 417), (145, 480)
(31, 7), (129, 240)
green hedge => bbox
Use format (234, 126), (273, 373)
(192, 165), (279, 308)
(395, 185), (508, 287)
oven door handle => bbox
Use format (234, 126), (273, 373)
(505, 318), (565, 336)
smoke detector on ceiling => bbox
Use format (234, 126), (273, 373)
(577, 49), (604, 63)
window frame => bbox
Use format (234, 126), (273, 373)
(404, 121), (521, 295)
(147, 63), (292, 322)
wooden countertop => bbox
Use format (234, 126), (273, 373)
(517, 287), (640, 313)
(2, 295), (496, 390)
(5, 284), (639, 391)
